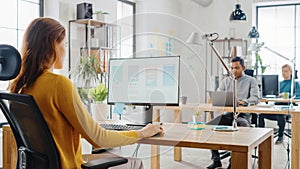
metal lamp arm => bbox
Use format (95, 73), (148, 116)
(209, 42), (232, 77)
(264, 46), (292, 62)
(263, 46), (295, 97)
(206, 33), (238, 130)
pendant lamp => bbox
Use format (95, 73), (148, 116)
(230, 4), (246, 21)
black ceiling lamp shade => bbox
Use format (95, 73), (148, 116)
(230, 4), (246, 21)
(248, 26), (260, 38)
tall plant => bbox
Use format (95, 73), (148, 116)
(71, 53), (101, 106)
(73, 55), (100, 88)
(254, 52), (267, 74)
(249, 42), (269, 74)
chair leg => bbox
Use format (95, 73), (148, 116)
(284, 131), (291, 138)
(219, 151), (231, 160)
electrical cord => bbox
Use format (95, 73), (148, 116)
(284, 104), (291, 169)
(132, 144), (141, 157)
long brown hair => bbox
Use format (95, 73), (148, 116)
(9, 17), (66, 93)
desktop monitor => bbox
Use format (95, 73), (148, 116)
(261, 75), (279, 97)
(108, 56), (180, 107)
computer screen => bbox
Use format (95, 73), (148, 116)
(107, 56), (180, 106)
(261, 75), (279, 97)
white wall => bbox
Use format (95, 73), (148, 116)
(180, 0), (253, 39)
(43, 0), (119, 75)
(133, 0), (254, 121)
(44, 0), (59, 19)
(44, 0), (290, 122)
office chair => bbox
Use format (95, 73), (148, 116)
(244, 69), (259, 127)
(0, 44), (128, 169)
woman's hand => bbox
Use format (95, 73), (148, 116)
(237, 100), (248, 106)
(137, 123), (163, 138)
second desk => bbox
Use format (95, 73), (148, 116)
(153, 103), (300, 169)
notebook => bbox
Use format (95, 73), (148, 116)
(208, 91), (234, 106)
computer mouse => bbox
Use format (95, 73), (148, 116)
(153, 132), (164, 137)
(238, 102), (248, 107)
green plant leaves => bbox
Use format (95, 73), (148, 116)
(71, 55), (100, 88)
(88, 83), (108, 103)
(255, 52), (269, 74)
(94, 11), (109, 15)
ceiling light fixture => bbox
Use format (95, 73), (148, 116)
(248, 26), (259, 39)
(229, 4), (246, 21)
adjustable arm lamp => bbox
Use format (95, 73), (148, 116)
(186, 32), (238, 130)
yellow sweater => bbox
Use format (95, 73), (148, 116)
(23, 70), (139, 169)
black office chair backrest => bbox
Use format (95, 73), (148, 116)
(244, 69), (254, 77)
(0, 44), (21, 80)
(0, 93), (61, 169)
(0, 44), (60, 168)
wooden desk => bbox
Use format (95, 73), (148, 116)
(153, 104), (300, 169)
(138, 123), (273, 169)
(260, 98), (300, 103)
(2, 125), (17, 169)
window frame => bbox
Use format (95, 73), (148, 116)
(117, 0), (136, 58)
(255, 3), (300, 77)
(0, 0), (43, 90)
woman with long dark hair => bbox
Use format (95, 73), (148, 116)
(10, 17), (162, 169)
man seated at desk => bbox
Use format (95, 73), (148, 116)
(258, 64), (300, 144)
(207, 57), (259, 169)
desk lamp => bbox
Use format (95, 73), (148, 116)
(187, 32), (239, 131)
(247, 26), (261, 76)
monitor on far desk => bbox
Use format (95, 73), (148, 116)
(258, 75), (279, 98)
(107, 56), (180, 124)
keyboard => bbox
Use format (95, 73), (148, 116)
(100, 123), (144, 131)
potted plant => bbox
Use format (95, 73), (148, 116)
(71, 52), (100, 108)
(93, 10), (109, 22)
(193, 110), (201, 122)
(88, 83), (108, 103)
(188, 110), (205, 130)
(254, 51), (268, 74)
(88, 83), (109, 121)
(248, 42), (269, 75)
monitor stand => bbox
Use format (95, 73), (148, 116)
(143, 105), (153, 124)
(126, 105), (154, 127)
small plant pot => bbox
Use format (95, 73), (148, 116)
(192, 115), (201, 122)
(188, 122), (205, 130)
(96, 13), (105, 22)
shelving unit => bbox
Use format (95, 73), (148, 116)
(214, 38), (248, 63)
(68, 19), (120, 84)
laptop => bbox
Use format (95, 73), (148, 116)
(208, 91), (234, 106)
